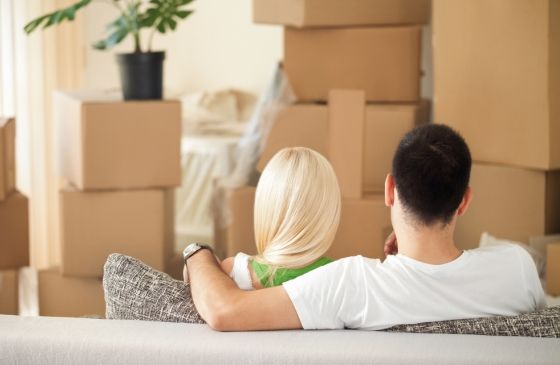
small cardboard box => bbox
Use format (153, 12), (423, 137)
(327, 194), (392, 260)
(0, 192), (29, 270)
(37, 268), (105, 317)
(546, 242), (560, 296)
(258, 101), (429, 193)
(214, 186), (257, 259)
(285, 26), (422, 102)
(60, 187), (174, 278)
(0, 118), (16, 201)
(54, 90), (181, 190)
(0, 270), (18, 315)
(216, 187), (392, 260)
(254, 0), (431, 27)
(434, 0), (560, 170)
(455, 164), (560, 250)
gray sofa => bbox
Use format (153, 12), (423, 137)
(1, 314), (559, 365)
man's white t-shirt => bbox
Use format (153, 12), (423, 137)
(282, 244), (546, 330)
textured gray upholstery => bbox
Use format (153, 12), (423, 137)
(103, 253), (560, 338)
(1, 315), (559, 365)
(103, 253), (203, 323)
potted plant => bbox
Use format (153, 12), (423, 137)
(25, 0), (194, 100)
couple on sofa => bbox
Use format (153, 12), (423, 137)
(182, 124), (545, 331)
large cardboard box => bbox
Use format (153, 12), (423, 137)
(54, 90), (181, 190)
(0, 270), (18, 315)
(434, 0), (560, 170)
(258, 101), (430, 193)
(0, 118), (16, 201)
(60, 188), (174, 278)
(37, 268), (105, 317)
(327, 194), (392, 260)
(455, 164), (560, 250)
(285, 26), (422, 102)
(214, 186), (257, 259)
(0, 192), (29, 270)
(216, 187), (392, 260)
(546, 242), (560, 295)
(254, 0), (431, 27)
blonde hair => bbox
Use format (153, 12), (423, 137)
(253, 147), (341, 277)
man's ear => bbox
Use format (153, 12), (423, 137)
(457, 186), (472, 216)
(385, 174), (395, 207)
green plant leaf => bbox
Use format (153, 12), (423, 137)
(144, 0), (195, 34)
(24, 0), (91, 34)
(92, 26), (129, 50)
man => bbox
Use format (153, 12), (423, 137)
(185, 124), (546, 331)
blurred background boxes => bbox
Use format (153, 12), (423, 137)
(214, 186), (257, 259)
(0, 192), (29, 270)
(257, 100), (430, 194)
(455, 164), (560, 250)
(36, 268), (105, 317)
(0, 270), (18, 315)
(54, 91), (181, 191)
(0, 118), (16, 201)
(59, 187), (173, 278)
(327, 195), (392, 260)
(433, 0), (560, 170)
(546, 243), (560, 295)
(254, 0), (431, 27)
(285, 26), (422, 102)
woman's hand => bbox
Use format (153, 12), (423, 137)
(384, 231), (398, 256)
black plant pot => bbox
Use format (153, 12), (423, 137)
(116, 51), (165, 100)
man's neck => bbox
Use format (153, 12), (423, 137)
(394, 222), (462, 265)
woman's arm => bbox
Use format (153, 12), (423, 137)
(187, 249), (302, 331)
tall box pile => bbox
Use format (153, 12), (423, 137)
(214, 0), (431, 259)
(29, 91), (181, 317)
(0, 118), (30, 315)
(433, 0), (560, 294)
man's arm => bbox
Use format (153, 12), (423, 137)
(187, 249), (302, 331)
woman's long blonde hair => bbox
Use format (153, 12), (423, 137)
(253, 147), (341, 275)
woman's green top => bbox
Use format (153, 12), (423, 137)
(251, 256), (333, 288)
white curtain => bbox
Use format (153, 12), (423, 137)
(0, 0), (83, 269)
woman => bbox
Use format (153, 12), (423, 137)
(219, 146), (341, 289)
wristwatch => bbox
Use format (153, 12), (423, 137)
(183, 243), (213, 264)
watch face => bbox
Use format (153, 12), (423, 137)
(183, 243), (201, 260)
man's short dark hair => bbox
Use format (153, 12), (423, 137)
(392, 124), (471, 226)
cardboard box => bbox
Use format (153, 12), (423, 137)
(328, 90), (365, 198)
(216, 186), (392, 260)
(327, 194), (392, 260)
(0, 118), (16, 201)
(455, 164), (560, 250)
(166, 253), (185, 281)
(434, 0), (560, 170)
(284, 26), (422, 102)
(60, 188), (174, 278)
(0, 192), (29, 270)
(258, 101), (430, 193)
(214, 186), (257, 259)
(54, 90), (181, 190)
(546, 242), (560, 295)
(254, 0), (431, 27)
(0, 270), (18, 315)
(37, 268), (105, 317)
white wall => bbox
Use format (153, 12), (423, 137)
(82, 0), (282, 96)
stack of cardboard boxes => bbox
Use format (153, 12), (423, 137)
(30, 90), (182, 317)
(215, 0), (431, 259)
(433, 1), (560, 293)
(0, 118), (29, 315)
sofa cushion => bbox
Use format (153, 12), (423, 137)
(103, 253), (204, 323)
(103, 253), (559, 337)
(385, 306), (560, 338)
